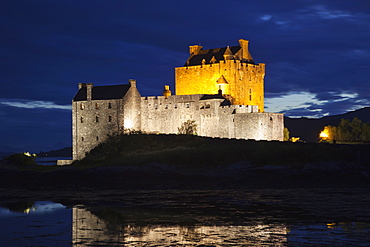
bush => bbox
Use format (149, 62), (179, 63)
(5, 153), (37, 167)
(178, 120), (197, 135)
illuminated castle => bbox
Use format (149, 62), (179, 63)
(176, 39), (265, 111)
(70, 39), (284, 161)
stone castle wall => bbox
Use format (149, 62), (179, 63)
(175, 59), (265, 111)
(72, 82), (141, 160)
(72, 87), (283, 160)
(70, 39), (284, 160)
(72, 98), (123, 160)
(140, 94), (283, 141)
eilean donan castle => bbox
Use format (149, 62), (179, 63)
(71, 39), (284, 161)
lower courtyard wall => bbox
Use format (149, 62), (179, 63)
(140, 96), (284, 141)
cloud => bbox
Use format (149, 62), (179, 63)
(299, 5), (353, 20)
(265, 90), (370, 118)
(265, 91), (327, 117)
(0, 99), (71, 110)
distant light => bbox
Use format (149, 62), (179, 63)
(319, 130), (329, 139)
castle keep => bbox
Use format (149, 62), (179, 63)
(176, 39), (265, 111)
(71, 39), (284, 160)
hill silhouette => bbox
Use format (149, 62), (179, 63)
(284, 107), (370, 142)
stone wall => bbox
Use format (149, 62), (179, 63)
(123, 80), (142, 130)
(175, 60), (265, 112)
(140, 94), (283, 141)
(72, 98), (123, 160)
(140, 94), (203, 134)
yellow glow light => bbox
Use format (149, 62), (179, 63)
(319, 130), (329, 139)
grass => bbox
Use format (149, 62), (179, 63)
(71, 133), (361, 170)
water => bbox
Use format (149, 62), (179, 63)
(35, 157), (71, 166)
(1, 189), (370, 246)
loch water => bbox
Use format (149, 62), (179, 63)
(1, 189), (370, 246)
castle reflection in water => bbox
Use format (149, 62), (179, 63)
(72, 205), (287, 246)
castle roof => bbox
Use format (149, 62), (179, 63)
(185, 46), (255, 66)
(200, 94), (231, 106)
(73, 84), (130, 101)
(185, 46), (238, 66)
(200, 94), (227, 100)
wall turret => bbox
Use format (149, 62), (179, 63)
(163, 85), (171, 98)
(189, 45), (203, 55)
(223, 46), (234, 60)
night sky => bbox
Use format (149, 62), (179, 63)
(1, 0), (369, 150)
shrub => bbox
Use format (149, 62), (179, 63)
(178, 120), (197, 135)
(5, 153), (37, 167)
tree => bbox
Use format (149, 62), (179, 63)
(283, 127), (290, 141)
(178, 120), (197, 135)
(337, 119), (351, 141)
(320, 118), (370, 143)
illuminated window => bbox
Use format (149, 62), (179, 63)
(108, 102), (112, 109)
(80, 104), (84, 110)
(96, 116), (99, 122)
(95, 103), (99, 109)
(108, 116), (112, 122)
(80, 117), (83, 123)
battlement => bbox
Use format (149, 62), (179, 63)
(220, 104), (258, 113)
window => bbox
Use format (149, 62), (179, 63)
(95, 103), (99, 109)
(205, 103), (210, 109)
(155, 104), (158, 109)
(96, 136), (99, 141)
(80, 104), (84, 110)
(186, 103), (190, 108)
(108, 102), (112, 109)
(80, 117), (83, 123)
(81, 137), (84, 141)
(165, 104), (168, 109)
(108, 116), (112, 122)
(174, 104), (177, 109)
(96, 116), (99, 122)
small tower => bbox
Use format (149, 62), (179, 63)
(223, 46), (234, 60)
(163, 85), (171, 98)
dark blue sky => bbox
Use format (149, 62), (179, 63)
(1, 0), (369, 150)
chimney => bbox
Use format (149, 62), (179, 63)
(238, 39), (250, 61)
(78, 83), (86, 89)
(86, 83), (93, 101)
(128, 79), (136, 88)
(163, 85), (171, 98)
(189, 45), (203, 55)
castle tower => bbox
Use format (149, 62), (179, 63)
(72, 80), (141, 160)
(175, 39), (265, 112)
